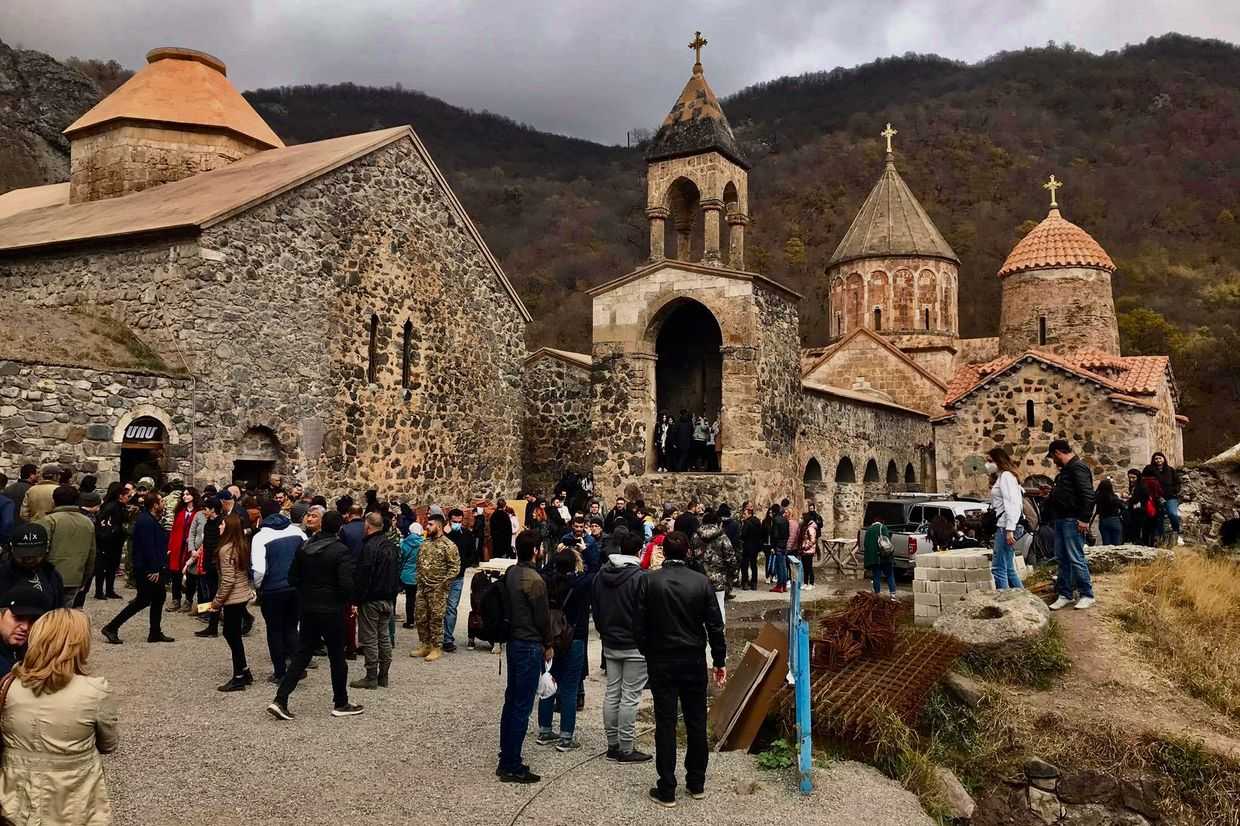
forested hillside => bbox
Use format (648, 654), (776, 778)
(3, 34), (1237, 457)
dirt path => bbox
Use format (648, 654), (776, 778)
(1008, 575), (1240, 760)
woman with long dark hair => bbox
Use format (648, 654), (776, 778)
(166, 487), (200, 611)
(210, 513), (255, 691)
(93, 482), (130, 600)
(986, 446), (1024, 589)
(1093, 479), (1125, 546)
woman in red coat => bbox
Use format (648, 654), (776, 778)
(166, 487), (201, 611)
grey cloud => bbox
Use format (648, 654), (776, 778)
(3, 0), (1238, 144)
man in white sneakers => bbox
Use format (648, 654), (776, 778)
(1045, 439), (1096, 611)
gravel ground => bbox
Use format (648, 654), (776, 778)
(83, 576), (931, 826)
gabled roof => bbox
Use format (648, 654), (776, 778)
(0, 126), (532, 322)
(944, 349), (1172, 408)
(65, 47), (284, 149)
(802, 380), (929, 418)
(585, 258), (801, 302)
(998, 208), (1115, 278)
(828, 154), (958, 268)
(802, 326), (948, 392)
(645, 61), (749, 170)
(0, 183), (68, 222)
(525, 347), (591, 370)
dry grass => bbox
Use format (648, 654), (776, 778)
(1116, 550), (1240, 721)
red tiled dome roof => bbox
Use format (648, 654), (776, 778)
(998, 208), (1114, 278)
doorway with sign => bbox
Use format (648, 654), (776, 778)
(120, 416), (168, 484)
(232, 426), (281, 491)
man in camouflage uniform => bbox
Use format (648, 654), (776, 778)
(412, 511), (459, 663)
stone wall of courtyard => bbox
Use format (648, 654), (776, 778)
(0, 135), (527, 502)
(0, 358), (194, 485)
(522, 352), (592, 496)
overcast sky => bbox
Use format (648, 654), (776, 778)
(4, 0), (1239, 144)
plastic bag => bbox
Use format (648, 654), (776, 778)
(536, 658), (558, 700)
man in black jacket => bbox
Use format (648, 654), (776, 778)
(635, 531), (726, 808)
(592, 531), (650, 764)
(497, 530), (552, 784)
(490, 498), (513, 559)
(0, 524), (66, 611)
(269, 511), (362, 720)
(1046, 439), (1096, 611)
(351, 513), (400, 690)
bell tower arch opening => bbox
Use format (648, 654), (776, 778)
(664, 177), (704, 262)
(652, 299), (723, 472)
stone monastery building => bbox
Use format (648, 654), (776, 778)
(0, 39), (1184, 537)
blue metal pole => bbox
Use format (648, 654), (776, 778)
(787, 556), (814, 795)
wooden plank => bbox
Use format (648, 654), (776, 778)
(720, 621), (791, 752)
(710, 643), (775, 751)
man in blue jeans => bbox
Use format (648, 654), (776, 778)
(443, 508), (476, 652)
(497, 530), (552, 784)
(1045, 439), (1096, 611)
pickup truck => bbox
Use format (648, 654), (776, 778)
(856, 496), (989, 571)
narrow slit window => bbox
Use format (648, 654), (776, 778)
(401, 320), (413, 390)
(1038, 316), (1048, 346)
(923, 308), (930, 330)
(367, 314), (379, 383)
(1026, 399), (1036, 427)
(873, 308), (882, 331)
(835, 312), (842, 338)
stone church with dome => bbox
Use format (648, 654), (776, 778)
(0, 36), (1184, 539)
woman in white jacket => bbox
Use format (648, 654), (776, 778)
(986, 447), (1025, 589)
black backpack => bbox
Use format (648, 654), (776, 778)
(478, 570), (512, 644)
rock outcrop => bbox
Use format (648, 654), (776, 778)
(0, 38), (101, 192)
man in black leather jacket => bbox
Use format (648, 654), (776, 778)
(1046, 439), (1096, 611)
(635, 531), (726, 808)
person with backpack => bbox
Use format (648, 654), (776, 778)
(635, 531), (726, 808)
(496, 530), (552, 784)
(534, 548), (593, 752)
(864, 520), (896, 598)
(92, 483), (129, 601)
(592, 530), (650, 764)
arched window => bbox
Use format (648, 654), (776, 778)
(886, 460), (899, 485)
(401, 320), (413, 390)
(835, 312), (842, 338)
(864, 459), (881, 483)
(366, 314), (379, 383)
(904, 463), (916, 484)
(1026, 399), (1036, 427)
(803, 458), (823, 484)
(1039, 316), (1048, 346)
(835, 457), (856, 483)
(873, 307), (882, 331)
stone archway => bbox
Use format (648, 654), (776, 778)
(233, 426), (281, 490)
(833, 456), (862, 538)
(651, 298), (723, 473)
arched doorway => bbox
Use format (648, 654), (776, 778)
(120, 416), (168, 484)
(233, 426), (281, 490)
(904, 463), (917, 485)
(803, 457), (823, 502)
(835, 457), (856, 483)
(654, 300), (723, 472)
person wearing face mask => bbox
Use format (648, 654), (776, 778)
(442, 508), (477, 653)
(985, 447), (1024, 590)
(411, 512), (460, 663)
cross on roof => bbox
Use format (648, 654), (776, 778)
(881, 123), (898, 154)
(1044, 174), (1063, 208)
(689, 31), (708, 65)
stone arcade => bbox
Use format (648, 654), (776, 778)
(0, 38), (1184, 531)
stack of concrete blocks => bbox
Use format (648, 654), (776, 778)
(913, 551), (996, 626)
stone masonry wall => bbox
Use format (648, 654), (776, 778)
(70, 124), (261, 203)
(523, 354), (592, 497)
(0, 136), (527, 503)
(751, 282), (802, 500)
(999, 266), (1120, 357)
(804, 333), (946, 415)
(798, 388), (934, 538)
(936, 360), (1155, 498)
(0, 359), (194, 485)
(828, 257), (959, 339)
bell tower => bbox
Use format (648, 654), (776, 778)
(644, 32), (750, 269)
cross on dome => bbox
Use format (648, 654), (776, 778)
(881, 123), (898, 154)
(689, 31), (708, 65)
(1044, 174), (1063, 209)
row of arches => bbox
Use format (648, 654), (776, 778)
(828, 266), (958, 339)
(805, 456), (916, 487)
(656, 176), (744, 267)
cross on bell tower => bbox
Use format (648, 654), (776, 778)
(881, 123), (898, 155)
(689, 31), (708, 66)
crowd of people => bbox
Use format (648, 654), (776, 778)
(654, 410), (722, 472)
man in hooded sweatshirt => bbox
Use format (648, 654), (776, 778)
(592, 530), (651, 764)
(252, 499), (307, 683)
